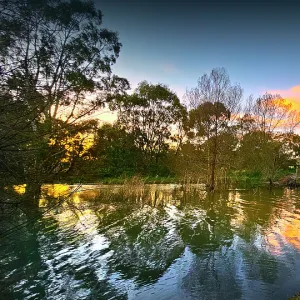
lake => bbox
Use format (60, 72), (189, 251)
(1, 184), (300, 299)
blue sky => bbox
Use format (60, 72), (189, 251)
(96, 0), (300, 101)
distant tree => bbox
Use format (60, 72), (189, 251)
(238, 131), (291, 186)
(185, 67), (243, 191)
(248, 93), (299, 134)
(113, 81), (187, 172)
(236, 93), (300, 186)
(90, 123), (143, 178)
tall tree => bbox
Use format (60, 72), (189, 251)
(185, 67), (243, 191)
(238, 131), (291, 186)
(91, 123), (143, 178)
(113, 81), (187, 172)
(0, 0), (128, 202)
(236, 93), (300, 186)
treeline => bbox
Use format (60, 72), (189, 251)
(1, 0), (300, 207)
(65, 72), (300, 191)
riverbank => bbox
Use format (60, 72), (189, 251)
(59, 176), (179, 185)
(54, 171), (297, 188)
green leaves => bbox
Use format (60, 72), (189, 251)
(0, 0), (125, 119)
(66, 71), (95, 93)
(115, 81), (187, 164)
(188, 101), (231, 137)
(0, 0), (129, 192)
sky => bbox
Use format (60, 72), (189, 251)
(94, 0), (300, 112)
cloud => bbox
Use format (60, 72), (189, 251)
(161, 63), (180, 74)
(268, 85), (300, 110)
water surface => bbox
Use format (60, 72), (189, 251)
(1, 184), (300, 299)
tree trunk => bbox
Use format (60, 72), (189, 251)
(269, 178), (273, 189)
(209, 156), (216, 191)
(209, 136), (217, 192)
(24, 182), (42, 209)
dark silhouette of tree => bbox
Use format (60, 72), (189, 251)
(89, 123), (143, 178)
(0, 0), (129, 204)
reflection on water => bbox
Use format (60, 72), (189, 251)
(1, 185), (300, 299)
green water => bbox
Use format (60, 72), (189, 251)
(1, 184), (300, 299)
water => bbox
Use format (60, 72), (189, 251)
(1, 184), (300, 299)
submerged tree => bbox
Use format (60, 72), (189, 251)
(185, 67), (243, 191)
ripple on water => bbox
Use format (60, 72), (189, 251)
(2, 186), (300, 299)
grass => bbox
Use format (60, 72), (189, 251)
(51, 168), (297, 188)
(100, 176), (179, 185)
(229, 169), (296, 189)
(290, 294), (300, 300)
(54, 175), (179, 185)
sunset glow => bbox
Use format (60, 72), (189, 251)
(269, 85), (300, 110)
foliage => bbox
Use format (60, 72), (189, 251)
(1, 0), (300, 202)
(91, 123), (143, 177)
(184, 68), (243, 190)
(0, 0), (128, 202)
(237, 131), (292, 184)
(113, 81), (187, 165)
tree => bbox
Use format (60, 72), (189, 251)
(248, 93), (299, 135)
(46, 119), (97, 176)
(113, 81), (187, 173)
(0, 0), (129, 203)
(238, 131), (291, 186)
(90, 123), (143, 178)
(236, 93), (300, 186)
(185, 67), (243, 191)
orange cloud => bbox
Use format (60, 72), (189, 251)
(291, 86), (300, 93)
(269, 85), (300, 110)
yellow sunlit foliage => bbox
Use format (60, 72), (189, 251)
(43, 184), (70, 198)
(39, 198), (48, 208)
(48, 132), (94, 163)
(48, 138), (56, 146)
(13, 184), (26, 195)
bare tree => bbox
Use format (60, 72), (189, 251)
(250, 93), (299, 135)
(185, 67), (243, 191)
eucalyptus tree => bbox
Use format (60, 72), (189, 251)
(114, 81), (187, 173)
(236, 93), (300, 186)
(89, 123), (143, 178)
(238, 131), (291, 186)
(0, 0), (128, 202)
(185, 67), (243, 191)
(247, 93), (298, 135)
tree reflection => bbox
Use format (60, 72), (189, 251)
(103, 205), (185, 285)
(2, 185), (300, 299)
